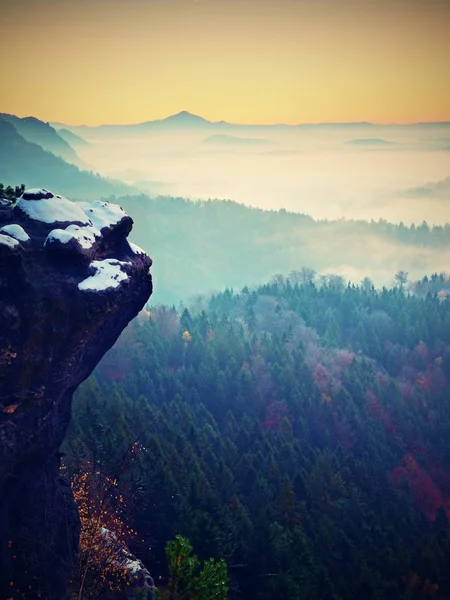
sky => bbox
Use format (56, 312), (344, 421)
(1, 0), (449, 126)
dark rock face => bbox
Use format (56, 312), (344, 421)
(0, 189), (152, 599)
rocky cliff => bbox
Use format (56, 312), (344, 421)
(0, 189), (152, 599)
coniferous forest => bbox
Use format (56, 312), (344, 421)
(3, 1), (450, 597)
(65, 275), (450, 600)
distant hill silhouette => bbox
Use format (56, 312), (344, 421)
(0, 121), (134, 200)
(113, 194), (450, 305)
(405, 176), (450, 198)
(57, 128), (90, 148)
(346, 138), (397, 146)
(52, 111), (450, 140)
(52, 111), (218, 137)
(0, 113), (82, 165)
(155, 110), (212, 127)
(53, 113), (375, 137)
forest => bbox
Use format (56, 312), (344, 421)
(3, 1), (449, 595)
(64, 273), (450, 600)
(3, 176), (450, 305)
(111, 194), (450, 305)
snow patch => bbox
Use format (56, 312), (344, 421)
(78, 259), (130, 291)
(0, 234), (20, 249)
(78, 200), (126, 231)
(45, 224), (101, 250)
(99, 528), (143, 576)
(124, 558), (142, 574)
(17, 192), (91, 225)
(0, 224), (30, 242)
(129, 242), (146, 256)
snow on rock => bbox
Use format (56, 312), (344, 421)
(98, 528), (155, 597)
(124, 557), (142, 575)
(0, 224), (30, 242)
(45, 224), (101, 250)
(0, 233), (21, 249)
(16, 190), (91, 225)
(129, 242), (147, 256)
(78, 259), (130, 292)
(0, 185), (153, 600)
(78, 200), (127, 231)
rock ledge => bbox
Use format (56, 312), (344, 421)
(0, 189), (153, 599)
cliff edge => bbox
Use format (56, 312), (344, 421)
(0, 189), (152, 599)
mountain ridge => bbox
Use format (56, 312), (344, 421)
(0, 112), (83, 165)
(50, 111), (450, 134)
(0, 120), (135, 200)
(57, 127), (90, 147)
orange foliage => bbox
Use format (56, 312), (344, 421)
(71, 466), (136, 599)
(182, 330), (192, 343)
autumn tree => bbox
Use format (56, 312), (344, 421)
(70, 464), (137, 599)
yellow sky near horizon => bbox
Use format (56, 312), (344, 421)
(0, 0), (449, 125)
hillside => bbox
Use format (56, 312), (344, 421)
(57, 127), (91, 148)
(111, 194), (450, 304)
(0, 112), (82, 165)
(0, 122), (135, 200)
(66, 275), (450, 600)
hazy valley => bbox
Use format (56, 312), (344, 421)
(57, 112), (450, 225)
(3, 0), (450, 596)
(2, 110), (450, 304)
(2, 111), (450, 600)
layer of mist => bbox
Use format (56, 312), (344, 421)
(106, 195), (450, 305)
(59, 120), (450, 226)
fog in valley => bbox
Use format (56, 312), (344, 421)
(66, 120), (450, 225)
(52, 117), (450, 301)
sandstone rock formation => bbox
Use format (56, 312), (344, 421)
(0, 189), (152, 599)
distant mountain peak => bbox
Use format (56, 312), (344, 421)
(173, 110), (194, 117)
(162, 111), (211, 124)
